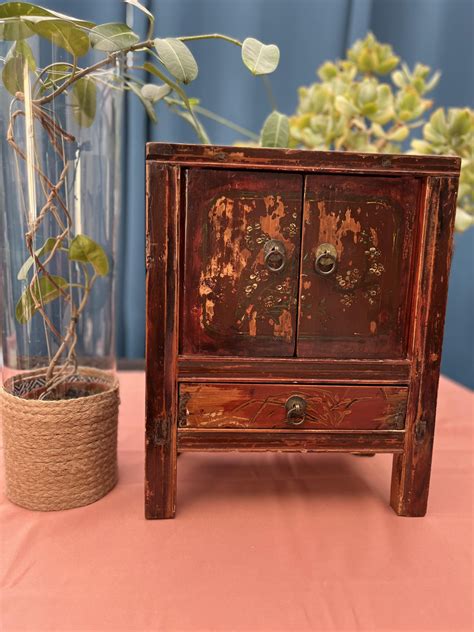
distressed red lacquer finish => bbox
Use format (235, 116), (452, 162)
(179, 383), (407, 431)
(182, 169), (303, 356)
(145, 143), (460, 519)
(298, 175), (420, 358)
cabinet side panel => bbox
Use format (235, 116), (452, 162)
(145, 163), (180, 519)
(391, 176), (459, 516)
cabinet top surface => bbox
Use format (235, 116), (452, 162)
(146, 142), (460, 177)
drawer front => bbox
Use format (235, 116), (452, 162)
(182, 169), (303, 357)
(298, 175), (420, 359)
(179, 383), (407, 430)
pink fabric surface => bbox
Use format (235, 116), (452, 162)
(1, 372), (473, 632)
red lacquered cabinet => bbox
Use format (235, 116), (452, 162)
(145, 143), (460, 519)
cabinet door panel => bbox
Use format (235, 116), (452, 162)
(298, 175), (420, 358)
(182, 170), (303, 356)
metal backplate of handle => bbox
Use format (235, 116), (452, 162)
(264, 239), (286, 273)
(314, 243), (337, 276)
(285, 395), (307, 426)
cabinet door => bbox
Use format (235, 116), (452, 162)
(297, 175), (420, 358)
(182, 169), (303, 356)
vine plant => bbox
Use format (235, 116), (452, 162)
(0, 1), (280, 398)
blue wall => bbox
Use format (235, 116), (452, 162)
(39, 0), (474, 387)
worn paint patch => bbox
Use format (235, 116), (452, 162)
(248, 308), (257, 337)
(194, 179), (301, 347)
(370, 227), (379, 247)
(199, 195), (253, 325)
(316, 201), (362, 258)
(273, 309), (292, 341)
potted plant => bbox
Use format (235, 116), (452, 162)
(255, 33), (473, 232)
(0, 0), (280, 511)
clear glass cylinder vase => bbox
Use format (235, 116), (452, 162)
(0, 35), (123, 400)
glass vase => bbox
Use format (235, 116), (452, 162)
(0, 36), (123, 401)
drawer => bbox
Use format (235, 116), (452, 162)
(178, 383), (407, 431)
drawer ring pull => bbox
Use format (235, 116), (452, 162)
(285, 395), (307, 426)
(314, 243), (337, 276)
(264, 239), (286, 273)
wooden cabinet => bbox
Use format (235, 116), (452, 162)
(145, 143), (460, 519)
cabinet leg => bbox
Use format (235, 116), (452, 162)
(390, 431), (434, 517)
(145, 429), (177, 519)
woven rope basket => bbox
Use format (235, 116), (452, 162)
(1, 367), (119, 511)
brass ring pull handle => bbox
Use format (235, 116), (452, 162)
(264, 239), (286, 273)
(285, 395), (307, 426)
(314, 243), (337, 276)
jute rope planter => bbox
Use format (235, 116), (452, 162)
(1, 367), (119, 511)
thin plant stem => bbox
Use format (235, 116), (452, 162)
(143, 54), (210, 143)
(166, 99), (259, 140)
(178, 34), (242, 47)
(262, 76), (278, 112)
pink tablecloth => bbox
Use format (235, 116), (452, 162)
(1, 373), (473, 632)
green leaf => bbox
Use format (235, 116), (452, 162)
(358, 81), (377, 104)
(424, 125), (445, 145)
(410, 139), (433, 154)
(448, 109), (471, 137)
(371, 123), (385, 139)
(17, 237), (58, 281)
(40, 62), (72, 91)
(0, 2), (94, 27)
(334, 95), (357, 118)
(143, 61), (162, 79)
(141, 83), (171, 103)
(124, 0), (154, 20)
(69, 234), (109, 276)
(14, 38), (35, 67)
(455, 207), (474, 232)
(90, 22), (139, 52)
(2, 54), (24, 95)
(391, 70), (405, 89)
(25, 17), (90, 57)
(424, 71), (441, 93)
(15, 275), (68, 324)
(127, 80), (157, 123)
(124, 0), (155, 38)
(317, 61), (338, 81)
(71, 77), (96, 128)
(2, 40), (36, 95)
(0, 2), (93, 42)
(260, 111), (289, 148)
(429, 108), (448, 136)
(0, 17), (34, 40)
(386, 125), (409, 142)
(241, 38), (280, 76)
(154, 38), (198, 84)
